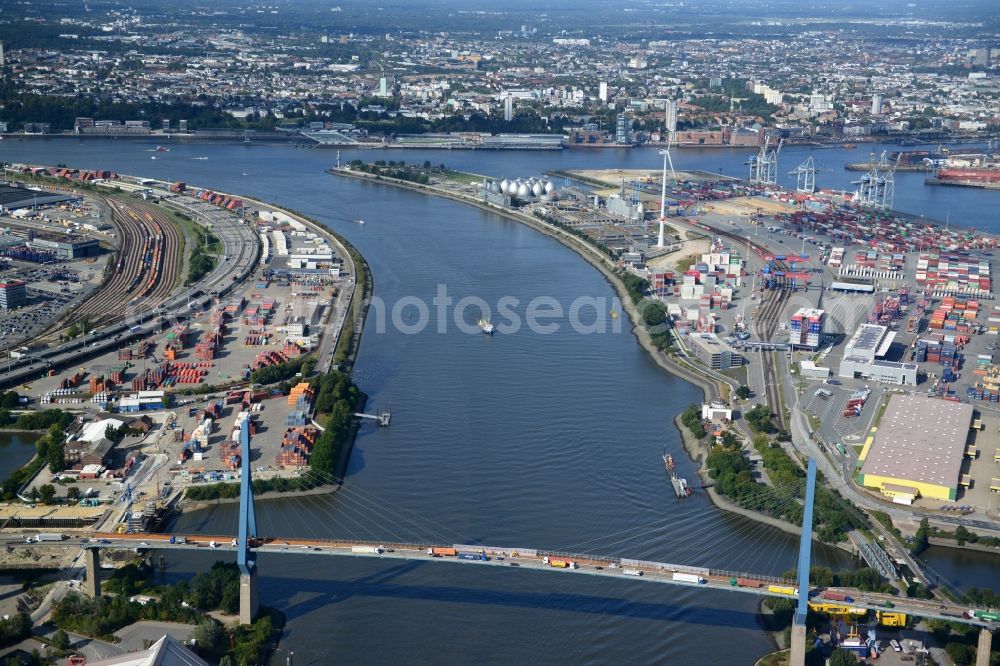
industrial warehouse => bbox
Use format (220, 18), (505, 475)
(858, 394), (973, 503)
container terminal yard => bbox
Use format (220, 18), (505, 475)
(0, 165), (361, 550)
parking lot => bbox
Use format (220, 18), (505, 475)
(0, 252), (110, 349)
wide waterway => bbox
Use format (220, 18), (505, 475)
(0, 432), (38, 482)
(0, 138), (996, 663)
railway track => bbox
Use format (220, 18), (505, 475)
(688, 221), (790, 430)
(71, 198), (180, 325)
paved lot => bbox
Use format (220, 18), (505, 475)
(114, 620), (196, 652)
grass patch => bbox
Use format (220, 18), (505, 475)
(675, 254), (699, 272)
(722, 366), (748, 385)
(439, 169), (486, 186)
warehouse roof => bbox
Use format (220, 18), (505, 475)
(860, 394), (972, 490)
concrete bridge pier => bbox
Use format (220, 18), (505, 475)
(83, 547), (101, 598)
(240, 569), (259, 626)
(976, 627), (992, 666)
(788, 459), (817, 666)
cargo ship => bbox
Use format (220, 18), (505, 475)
(663, 450), (692, 498)
(926, 167), (1000, 190)
(478, 318), (495, 334)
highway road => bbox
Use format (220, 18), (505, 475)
(6, 533), (993, 630)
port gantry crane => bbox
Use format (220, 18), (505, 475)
(789, 156), (817, 194)
(852, 150), (899, 210)
(748, 135), (783, 185)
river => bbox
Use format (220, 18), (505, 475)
(0, 138), (995, 663)
(0, 432), (37, 482)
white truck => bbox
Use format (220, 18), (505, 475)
(672, 572), (706, 584)
(351, 545), (383, 555)
(622, 568), (644, 577)
(32, 533), (65, 543)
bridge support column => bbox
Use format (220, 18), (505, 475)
(789, 458), (817, 666)
(240, 570), (259, 626)
(83, 548), (101, 598)
(237, 418), (259, 625)
(976, 627), (992, 666)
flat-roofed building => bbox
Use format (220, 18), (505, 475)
(688, 333), (744, 371)
(858, 394), (973, 502)
(0, 279), (27, 309)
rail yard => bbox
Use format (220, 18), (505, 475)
(69, 198), (181, 324)
(0, 165), (359, 542)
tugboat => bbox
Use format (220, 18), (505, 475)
(478, 318), (495, 335)
(663, 450), (692, 498)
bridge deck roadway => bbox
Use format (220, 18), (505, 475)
(54, 533), (994, 630)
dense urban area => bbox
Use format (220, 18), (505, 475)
(0, 1), (998, 665)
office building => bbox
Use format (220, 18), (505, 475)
(664, 98), (678, 133)
(378, 76), (388, 97)
(178, 119), (188, 133)
(0, 41), (4, 67)
(0, 280), (27, 309)
(688, 333), (744, 371)
(789, 307), (826, 349)
(872, 94), (883, 115)
(599, 81), (608, 102)
(504, 93), (513, 122)
(615, 112), (631, 145)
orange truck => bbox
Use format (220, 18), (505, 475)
(543, 557), (578, 569)
(427, 547), (458, 557)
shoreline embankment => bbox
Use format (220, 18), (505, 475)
(327, 167), (805, 531)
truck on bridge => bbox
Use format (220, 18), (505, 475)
(30, 533), (65, 543)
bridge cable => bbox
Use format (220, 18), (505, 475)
(568, 486), (805, 558)
(303, 471), (470, 543)
(575, 489), (806, 560)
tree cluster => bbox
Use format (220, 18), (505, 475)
(705, 434), (867, 543)
(308, 370), (360, 475)
(0, 613), (31, 648)
(250, 355), (316, 386)
(744, 404), (776, 433)
(680, 404), (706, 439)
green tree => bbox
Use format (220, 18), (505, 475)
(66, 487), (81, 501)
(946, 642), (975, 666)
(954, 525), (970, 546)
(913, 517), (930, 554)
(51, 628), (70, 650)
(735, 385), (752, 400)
(193, 619), (225, 655)
(828, 648), (858, 666)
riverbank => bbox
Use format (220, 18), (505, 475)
(328, 165), (835, 542)
(927, 536), (1000, 556)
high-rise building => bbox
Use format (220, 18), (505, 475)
(503, 93), (513, 122)
(616, 113), (631, 145)
(0, 41), (5, 67)
(163, 118), (170, 131)
(179, 119), (188, 133)
(0, 280), (27, 310)
(664, 99), (678, 133)
(871, 94), (883, 115)
(598, 81), (608, 102)
(790, 308), (826, 349)
(378, 77), (388, 97)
